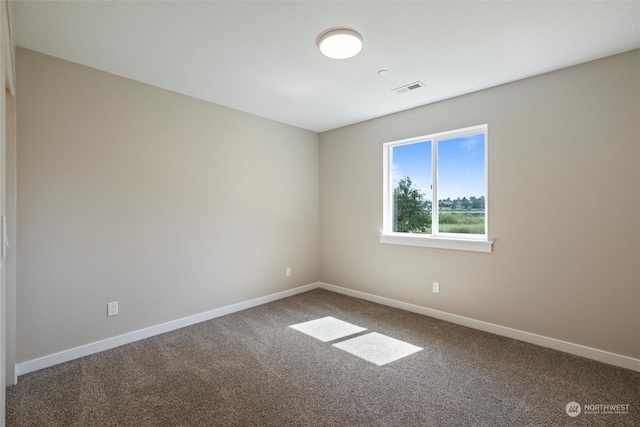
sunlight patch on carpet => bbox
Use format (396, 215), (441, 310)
(289, 316), (367, 342)
(332, 332), (423, 366)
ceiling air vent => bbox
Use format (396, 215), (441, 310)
(392, 81), (425, 94)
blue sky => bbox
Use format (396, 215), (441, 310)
(392, 134), (485, 200)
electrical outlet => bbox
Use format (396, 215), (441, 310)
(286, 267), (291, 277)
(107, 301), (119, 317)
(432, 282), (440, 294)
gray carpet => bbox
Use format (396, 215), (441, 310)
(6, 289), (640, 426)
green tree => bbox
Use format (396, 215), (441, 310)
(393, 177), (431, 233)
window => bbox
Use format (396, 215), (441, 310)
(381, 124), (492, 253)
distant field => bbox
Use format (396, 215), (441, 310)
(439, 211), (485, 234)
(439, 209), (485, 215)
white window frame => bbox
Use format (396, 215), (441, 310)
(381, 124), (493, 253)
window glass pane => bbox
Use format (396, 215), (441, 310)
(437, 134), (485, 234)
(391, 141), (432, 234)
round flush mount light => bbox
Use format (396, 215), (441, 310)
(317, 28), (363, 59)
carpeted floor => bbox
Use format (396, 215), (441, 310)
(6, 289), (640, 426)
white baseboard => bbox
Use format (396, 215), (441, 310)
(15, 280), (640, 379)
(15, 282), (320, 378)
(318, 282), (640, 372)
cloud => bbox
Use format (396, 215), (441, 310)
(392, 164), (431, 198)
(458, 134), (483, 151)
(391, 163), (406, 184)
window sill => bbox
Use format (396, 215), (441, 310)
(379, 233), (493, 253)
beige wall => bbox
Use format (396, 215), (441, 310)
(16, 48), (320, 363)
(319, 50), (640, 358)
(14, 47), (640, 366)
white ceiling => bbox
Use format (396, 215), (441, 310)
(11, 1), (640, 133)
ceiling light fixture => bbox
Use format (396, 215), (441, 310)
(317, 28), (363, 59)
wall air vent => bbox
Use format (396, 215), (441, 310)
(392, 81), (425, 94)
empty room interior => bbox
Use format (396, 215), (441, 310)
(1, 1), (640, 425)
